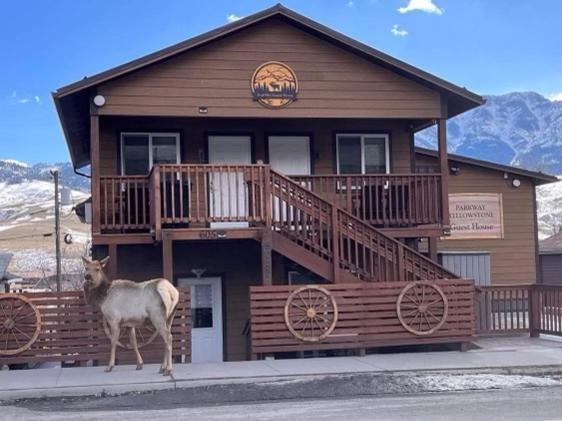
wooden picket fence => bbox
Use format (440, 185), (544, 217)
(475, 284), (562, 337)
(0, 289), (191, 366)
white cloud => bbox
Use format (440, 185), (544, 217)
(7, 91), (41, 105)
(347, 0), (354, 7)
(548, 92), (562, 102)
(391, 24), (408, 36)
(398, 0), (443, 15)
(226, 14), (242, 23)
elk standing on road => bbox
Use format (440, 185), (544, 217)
(82, 256), (179, 375)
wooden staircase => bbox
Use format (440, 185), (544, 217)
(267, 169), (457, 283)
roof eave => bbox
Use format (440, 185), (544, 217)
(415, 147), (559, 185)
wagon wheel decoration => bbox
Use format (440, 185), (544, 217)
(284, 286), (338, 343)
(0, 294), (42, 356)
(103, 318), (158, 349)
(397, 282), (448, 336)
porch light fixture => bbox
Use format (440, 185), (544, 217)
(450, 166), (461, 175)
(198, 106), (208, 114)
(512, 178), (521, 188)
(93, 95), (106, 107)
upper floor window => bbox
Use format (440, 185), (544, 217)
(121, 133), (180, 175)
(336, 134), (389, 174)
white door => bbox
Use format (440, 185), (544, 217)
(269, 136), (311, 224)
(177, 277), (223, 363)
(268, 136), (311, 175)
(208, 136), (252, 228)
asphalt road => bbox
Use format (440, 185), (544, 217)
(3, 386), (562, 421)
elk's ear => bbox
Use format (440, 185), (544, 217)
(100, 256), (110, 268)
(81, 256), (91, 265)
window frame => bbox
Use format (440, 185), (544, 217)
(335, 133), (390, 175)
(120, 132), (181, 175)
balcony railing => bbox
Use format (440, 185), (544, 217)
(99, 168), (444, 233)
(290, 174), (443, 228)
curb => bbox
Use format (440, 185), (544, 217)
(2, 364), (562, 403)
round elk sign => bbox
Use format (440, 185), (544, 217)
(251, 61), (298, 108)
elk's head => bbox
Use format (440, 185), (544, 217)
(82, 256), (110, 288)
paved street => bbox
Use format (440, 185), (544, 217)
(3, 386), (562, 420)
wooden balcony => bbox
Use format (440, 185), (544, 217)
(98, 165), (444, 235)
(97, 164), (454, 283)
(290, 174), (443, 228)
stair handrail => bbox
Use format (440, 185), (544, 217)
(269, 169), (457, 281)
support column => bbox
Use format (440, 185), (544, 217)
(437, 117), (450, 235)
(107, 244), (118, 280)
(428, 236), (439, 262)
(163, 238), (173, 282)
(261, 231), (273, 285)
(90, 114), (101, 235)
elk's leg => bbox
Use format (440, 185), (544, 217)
(106, 320), (120, 372)
(153, 317), (172, 376)
(129, 327), (143, 370)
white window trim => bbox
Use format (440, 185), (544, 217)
(335, 133), (390, 175)
(120, 132), (180, 175)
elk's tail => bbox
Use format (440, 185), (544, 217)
(156, 280), (180, 320)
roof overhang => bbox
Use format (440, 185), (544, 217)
(415, 147), (559, 185)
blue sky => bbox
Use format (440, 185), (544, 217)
(1, 0), (561, 164)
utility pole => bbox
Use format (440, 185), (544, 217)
(51, 170), (62, 292)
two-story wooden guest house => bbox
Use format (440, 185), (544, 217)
(54, 5), (484, 362)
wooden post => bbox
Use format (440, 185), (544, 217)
(151, 167), (162, 241)
(331, 205), (341, 283)
(107, 244), (118, 280)
(262, 165), (273, 285)
(428, 236), (438, 262)
(90, 114), (101, 235)
(437, 117), (450, 234)
(163, 237), (173, 282)
(261, 231), (273, 285)
(397, 246), (405, 281)
(529, 285), (540, 337)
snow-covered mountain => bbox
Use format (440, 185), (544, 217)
(537, 179), (562, 239)
(0, 159), (89, 192)
(417, 92), (562, 173)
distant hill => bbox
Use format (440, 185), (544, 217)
(0, 159), (89, 192)
(416, 92), (562, 174)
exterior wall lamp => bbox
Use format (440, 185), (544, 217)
(93, 95), (106, 107)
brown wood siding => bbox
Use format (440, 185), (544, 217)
(540, 254), (562, 285)
(97, 18), (441, 119)
(99, 116), (414, 176)
(418, 156), (538, 285)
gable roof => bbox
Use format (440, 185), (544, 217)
(53, 3), (484, 168)
(415, 147), (559, 185)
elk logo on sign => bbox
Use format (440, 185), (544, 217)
(251, 61), (298, 108)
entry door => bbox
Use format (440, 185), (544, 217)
(177, 277), (223, 363)
(268, 136), (311, 175)
(269, 136), (311, 224)
(208, 136), (252, 228)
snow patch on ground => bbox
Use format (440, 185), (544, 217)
(413, 373), (560, 392)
